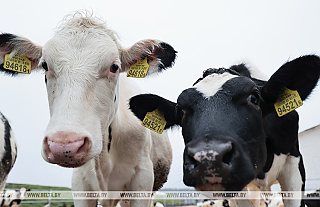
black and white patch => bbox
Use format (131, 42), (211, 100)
(129, 55), (320, 207)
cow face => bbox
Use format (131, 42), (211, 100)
(177, 70), (267, 191)
(130, 55), (320, 191)
(0, 13), (176, 168)
(41, 23), (123, 167)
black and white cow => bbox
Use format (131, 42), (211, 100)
(0, 112), (17, 191)
(129, 55), (320, 207)
(0, 11), (176, 207)
(0, 187), (27, 207)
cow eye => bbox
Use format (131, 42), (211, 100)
(176, 105), (185, 118)
(249, 94), (260, 105)
(110, 64), (119, 73)
(42, 62), (48, 71)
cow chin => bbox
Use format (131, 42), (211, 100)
(195, 183), (224, 191)
(57, 162), (86, 168)
(42, 149), (97, 168)
(195, 181), (250, 192)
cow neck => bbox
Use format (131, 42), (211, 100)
(94, 113), (120, 184)
(94, 121), (115, 191)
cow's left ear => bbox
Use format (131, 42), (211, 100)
(120, 40), (177, 74)
(261, 55), (320, 115)
(0, 33), (42, 75)
(129, 94), (182, 129)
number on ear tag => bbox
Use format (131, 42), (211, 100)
(127, 57), (149, 78)
(274, 87), (303, 117)
(4, 54), (31, 74)
(142, 109), (167, 134)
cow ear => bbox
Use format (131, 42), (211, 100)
(261, 55), (320, 115)
(120, 40), (177, 75)
(0, 33), (42, 76)
(129, 94), (181, 129)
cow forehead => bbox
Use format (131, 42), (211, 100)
(43, 32), (119, 75)
(43, 15), (121, 73)
(193, 72), (239, 99)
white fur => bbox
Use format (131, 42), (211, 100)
(0, 12), (173, 207)
(232, 59), (269, 81)
(254, 154), (303, 207)
(192, 66), (303, 207)
(193, 73), (238, 99)
(31, 13), (171, 207)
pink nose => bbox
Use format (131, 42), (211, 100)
(43, 131), (92, 167)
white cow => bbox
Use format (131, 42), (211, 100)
(0, 112), (17, 191)
(0, 11), (176, 207)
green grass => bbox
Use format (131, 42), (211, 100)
(6, 183), (71, 191)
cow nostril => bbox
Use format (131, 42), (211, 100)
(76, 137), (90, 154)
(221, 143), (234, 165)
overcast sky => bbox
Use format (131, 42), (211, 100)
(0, 0), (320, 189)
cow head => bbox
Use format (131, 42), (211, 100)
(130, 55), (320, 191)
(0, 13), (176, 168)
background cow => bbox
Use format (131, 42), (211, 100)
(197, 199), (230, 207)
(0, 187), (26, 207)
(129, 55), (320, 207)
(0, 11), (176, 207)
(0, 112), (17, 191)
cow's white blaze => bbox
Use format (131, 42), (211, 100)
(193, 73), (238, 99)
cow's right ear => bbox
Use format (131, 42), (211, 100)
(120, 40), (177, 75)
(129, 94), (182, 129)
(260, 55), (320, 116)
(0, 33), (42, 75)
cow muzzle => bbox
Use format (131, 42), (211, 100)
(183, 136), (255, 191)
(42, 131), (92, 168)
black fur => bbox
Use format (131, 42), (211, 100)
(129, 94), (181, 129)
(223, 199), (230, 207)
(305, 192), (320, 207)
(0, 113), (12, 163)
(0, 112), (13, 182)
(261, 55), (320, 115)
(129, 55), (320, 206)
(155, 42), (177, 71)
(0, 33), (16, 47)
(193, 67), (241, 86)
(0, 64), (19, 76)
(0, 33), (19, 76)
(108, 126), (112, 152)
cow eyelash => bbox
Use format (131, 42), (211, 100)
(42, 62), (48, 71)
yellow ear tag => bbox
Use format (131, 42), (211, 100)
(4, 54), (31, 74)
(127, 56), (149, 78)
(142, 109), (167, 134)
(274, 87), (303, 117)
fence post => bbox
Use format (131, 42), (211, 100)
(48, 189), (52, 207)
